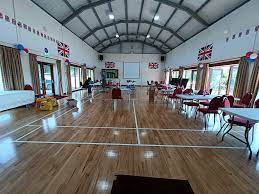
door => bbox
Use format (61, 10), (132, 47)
(38, 62), (55, 96)
(209, 68), (223, 95)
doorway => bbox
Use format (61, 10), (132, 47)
(38, 62), (55, 96)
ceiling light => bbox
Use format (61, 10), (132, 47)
(146, 34), (150, 38)
(115, 33), (119, 38)
(109, 13), (115, 20)
(154, 14), (159, 21)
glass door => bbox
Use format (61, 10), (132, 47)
(227, 65), (238, 95)
(209, 68), (223, 95)
(38, 62), (55, 96)
(70, 65), (82, 91)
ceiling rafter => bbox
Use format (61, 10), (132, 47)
(136, 0), (145, 38)
(108, 2), (120, 42)
(93, 33), (172, 49)
(87, 0), (112, 44)
(154, 0), (209, 27)
(62, 0), (104, 47)
(61, 0), (115, 25)
(83, 20), (185, 41)
(99, 40), (166, 53)
(143, 2), (161, 43)
(124, 0), (129, 40)
(152, 0), (184, 45)
(160, 0), (211, 49)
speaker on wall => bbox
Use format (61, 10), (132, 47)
(99, 55), (103, 61)
(161, 56), (166, 62)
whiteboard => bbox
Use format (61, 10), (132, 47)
(123, 62), (140, 79)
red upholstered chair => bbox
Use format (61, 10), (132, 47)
(24, 84), (33, 90)
(168, 88), (182, 103)
(254, 99), (259, 108)
(183, 88), (193, 94)
(112, 88), (122, 99)
(197, 96), (223, 130)
(222, 99), (258, 159)
(233, 92), (253, 108)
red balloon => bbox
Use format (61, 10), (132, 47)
(23, 48), (29, 53)
(246, 51), (253, 59)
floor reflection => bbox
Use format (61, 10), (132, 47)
(0, 137), (17, 165)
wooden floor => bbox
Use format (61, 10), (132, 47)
(0, 88), (259, 194)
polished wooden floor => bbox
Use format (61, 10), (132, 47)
(0, 88), (259, 194)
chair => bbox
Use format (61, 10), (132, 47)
(222, 99), (259, 159)
(197, 96), (223, 130)
(112, 88), (122, 99)
(168, 88), (182, 104)
(233, 92), (253, 108)
(24, 84), (33, 90)
(183, 88), (193, 95)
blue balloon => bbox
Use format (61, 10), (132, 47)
(16, 44), (24, 51)
(44, 48), (48, 53)
(247, 58), (255, 63)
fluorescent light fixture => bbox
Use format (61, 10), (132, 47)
(154, 14), (159, 21)
(109, 13), (115, 20)
(146, 34), (150, 38)
(115, 33), (119, 38)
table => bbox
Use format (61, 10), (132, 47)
(176, 94), (219, 101)
(219, 108), (259, 159)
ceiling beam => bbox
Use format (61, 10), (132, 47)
(88, 0), (112, 44)
(136, 0), (145, 38)
(143, 2), (161, 43)
(61, 0), (115, 25)
(83, 20), (185, 41)
(62, 0), (104, 47)
(154, 0), (209, 27)
(93, 33), (172, 49)
(124, 0), (129, 40)
(99, 40), (166, 53)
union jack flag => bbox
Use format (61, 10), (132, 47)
(148, 63), (159, 69)
(198, 44), (213, 61)
(105, 62), (115, 68)
(57, 41), (70, 58)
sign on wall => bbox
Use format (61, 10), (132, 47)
(105, 61), (115, 68)
(198, 44), (213, 61)
(148, 63), (159, 69)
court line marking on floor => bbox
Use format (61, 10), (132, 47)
(132, 100), (140, 144)
(26, 124), (247, 133)
(15, 126), (41, 141)
(0, 93), (101, 140)
(13, 140), (246, 150)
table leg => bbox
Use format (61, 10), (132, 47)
(245, 121), (252, 160)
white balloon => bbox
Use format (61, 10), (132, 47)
(250, 53), (258, 60)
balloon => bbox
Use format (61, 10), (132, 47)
(246, 51), (253, 59)
(247, 58), (255, 63)
(23, 48), (29, 53)
(44, 48), (49, 53)
(16, 44), (24, 51)
(250, 53), (258, 60)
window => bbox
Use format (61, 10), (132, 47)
(172, 70), (179, 78)
(70, 65), (82, 91)
(88, 69), (94, 80)
(208, 63), (239, 95)
(183, 69), (197, 89)
(165, 71), (169, 84)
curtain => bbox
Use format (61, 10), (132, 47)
(195, 64), (209, 91)
(0, 45), (24, 90)
(29, 53), (40, 94)
(66, 64), (72, 94)
(248, 57), (259, 105)
(169, 69), (172, 82)
(179, 67), (184, 78)
(56, 60), (64, 95)
(233, 57), (249, 98)
(82, 67), (87, 83)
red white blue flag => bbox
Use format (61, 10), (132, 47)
(105, 62), (115, 68)
(57, 41), (70, 58)
(148, 63), (159, 69)
(198, 44), (213, 61)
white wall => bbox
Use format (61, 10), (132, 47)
(101, 53), (165, 85)
(0, 0), (100, 94)
(166, 0), (259, 69)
